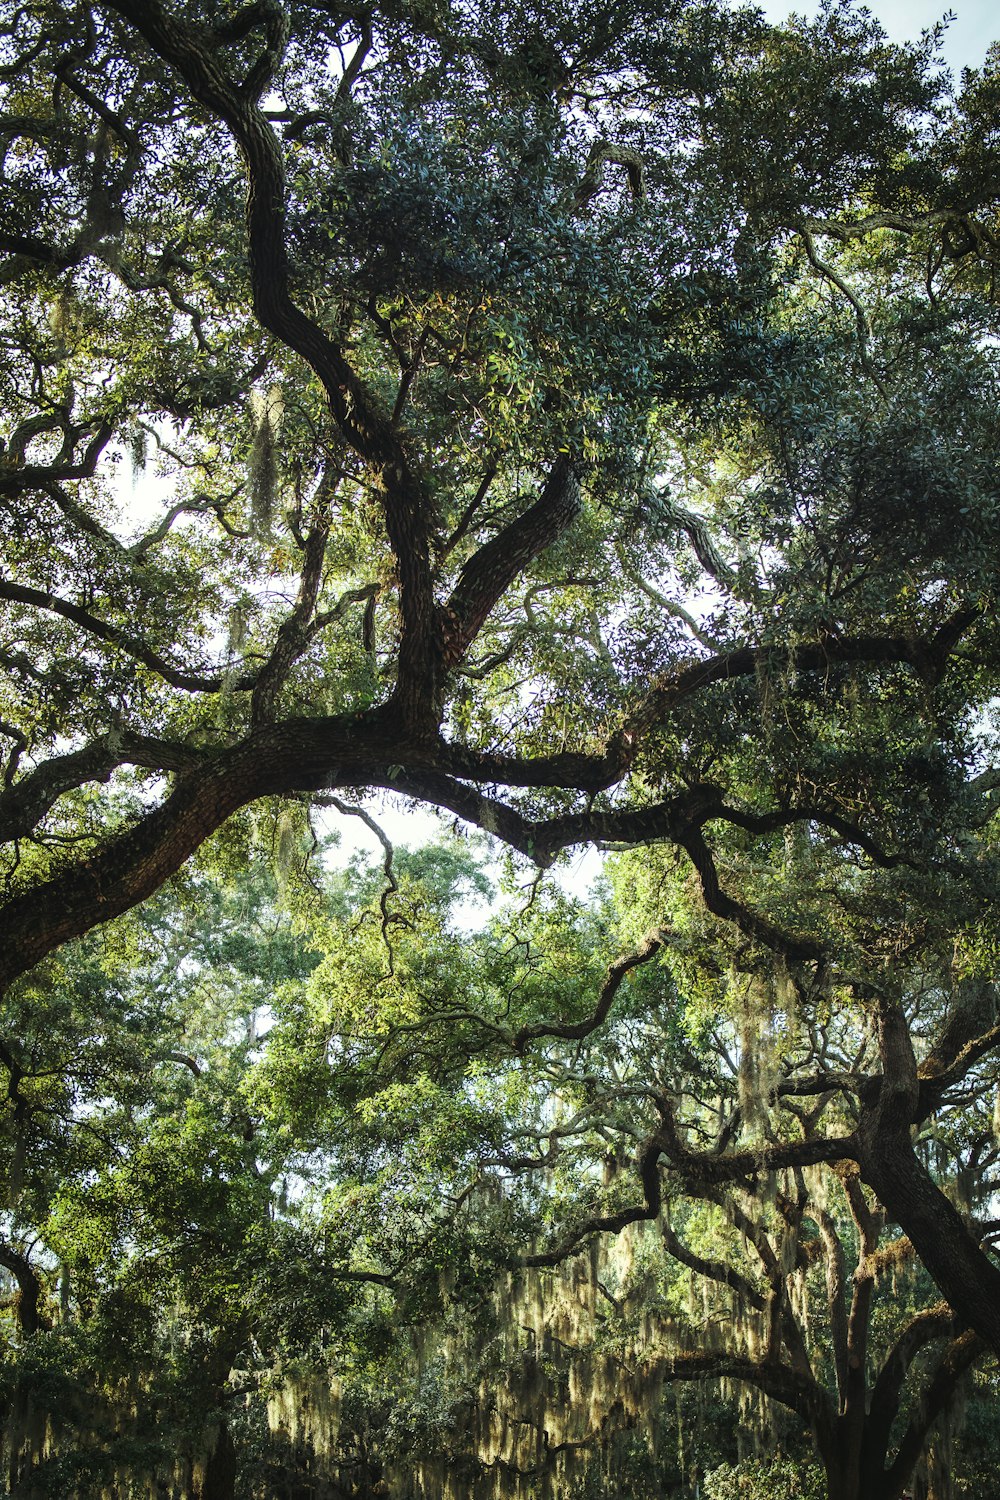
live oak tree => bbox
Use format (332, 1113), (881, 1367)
(5, 843), (997, 1500)
(467, 871), (1000, 1500)
(0, 842), (505, 1494)
(3, 0), (1000, 1486)
(321, 841), (1000, 1500)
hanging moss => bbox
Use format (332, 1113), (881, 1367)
(248, 387), (284, 533)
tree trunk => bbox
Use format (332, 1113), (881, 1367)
(816, 1413), (914, 1500)
(200, 1418), (237, 1500)
(857, 1001), (1000, 1357)
(860, 1133), (1000, 1355)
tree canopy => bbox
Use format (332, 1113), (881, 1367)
(3, 0), (1000, 1495)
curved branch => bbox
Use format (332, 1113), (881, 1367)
(0, 731), (202, 843)
(660, 1219), (766, 1313)
(799, 225), (875, 373)
(442, 458), (582, 668)
(866, 1299), (955, 1466)
(526, 1123), (667, 1267)
(629, 607), (979, 738)
(512, 926), (672, 1051)
(323, 796), (399, 975)
(104, 0), (440, 726)
(661, 1351), (833, 1428)
(917, 981), (1000, 1114)
(574, 141), (646, 211)
(0, 579), (248, 694)
(649, 490), (737, 591)
(656, 1098), (858, 1187)
(165, 1050), (202, 1076)
(0, 423), (113, 491)
(681, 827), (824, 961)
(884, 1329), (985, 1492)
(0, 710), (407, 992)
(0, 1240), (48, 1335)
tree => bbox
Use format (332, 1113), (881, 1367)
(7, 841), (997, 1500)
(306, 857), (999, 1500)
(2, 0), (1000, 1449)
(480, 925), (998, 1500)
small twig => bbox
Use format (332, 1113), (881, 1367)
(324, 796), (399, 976)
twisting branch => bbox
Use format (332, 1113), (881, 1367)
(0, 719), (26, 788)
(884, 1329), (985, 1492)
(627, 606), (979, 742)
(0, 579), (255, 694)
(661, 1218), (766, 1313)
(104, 0), (441, 726)
(442, 458), (582, 668)
(656, 1096), (858, 1187)
(868, 1298), (955, 1456)
(0, 422), (114, 494)
(0, 1239), (48, 1335)
(322, 796), (400, 976)
(916, 981), (1000, 1113)
(525, 1123), (667, 1267)
(799, 209), (994, 249)
(129, 493), (250, 557)
(647, 490), (737, 592)
(660, 1351), (834, 1428)
(238, 0), (290, 101)
(512, 927), (672, 1051)
(680, 827), (824, 961)
(0, 731), (202, 844)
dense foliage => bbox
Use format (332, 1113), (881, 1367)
(3, 847), (1000, 1497)
(2, 0), (1000, 1495)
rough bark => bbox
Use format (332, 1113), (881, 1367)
(859, 1133), (1000, 1355)
(856, 998), (1000, 1356)
(200, 1420), (238, 1500)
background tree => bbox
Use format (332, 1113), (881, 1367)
(6, 840), (1000, 1500)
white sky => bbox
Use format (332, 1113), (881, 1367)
(759, 0), (996, 73)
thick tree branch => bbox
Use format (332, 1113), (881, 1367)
(916, 980), (1000, 1114)
(815, 1209), (850, 1404)
(0, 1241), (48, 1335)
(0, 422), (114, 493)
(681, 827), (824, 960)
(0, 731), (202, 843)
(0, 707), (427, 991)
(442, 457), (582, 668)
(103, 0), (440, 728)
(660, 1219), (766, 1312)
(526, 1124), (667, 1267)
(656, 1097), (858, 1186)
(858, 1007), (1000, 1357)
(883, 1329), (985, 1493)
(629, 607), (979, 739)
(866, 1301), (955, 1467)
(661, 1351), (834, 1428)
